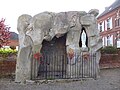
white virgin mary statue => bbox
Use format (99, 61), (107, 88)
(81, 30), (87, 48)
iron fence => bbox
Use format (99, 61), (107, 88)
(32, 52), (98, 80)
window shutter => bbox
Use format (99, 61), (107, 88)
(110, 17), (113, 29)
(102, 37), (105, 46)
(102, 21), (104, 31)
(105, 36), (107, 46)
(105, 20), (107, 30)
(110, 35), (113, 46)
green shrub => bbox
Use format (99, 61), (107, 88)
(0, 48), (17, 58)
(101, 46), (118, 54)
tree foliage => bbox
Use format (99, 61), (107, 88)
(0, 18), (11, 48)
(101, 46), (118, 54)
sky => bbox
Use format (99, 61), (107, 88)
(0, 0), (115, 33)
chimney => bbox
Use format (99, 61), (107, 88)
(105, 7), (108, 10)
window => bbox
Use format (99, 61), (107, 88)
(117, 32), (120, 48)
(115, 18), (120, 27)
(105, 35), (113, 46)
(117, 10), (120, 18)
(100, 23), (102, 32)
(117, 32), (120, 40)
(118, 18), (120, 26)
(107, 36), (111, 46)
(119, 11), (120, 17)
(105, 18), (112, 30)
(102, 37), (105, 46)
(117, 40), (120, 48)
(107, 19), (110, 29)
(115, 10), (120, 27)
(115, 19), (118, 27)
(98, 21), (104, 32)
(107, 35), (113, 46)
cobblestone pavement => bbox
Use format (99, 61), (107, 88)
(0, 68), (120, 90)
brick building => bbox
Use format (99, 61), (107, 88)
(4, 32), (18, 49)
(97, 0), (120, 48)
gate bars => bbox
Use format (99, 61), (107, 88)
(31, 52), (98, 80)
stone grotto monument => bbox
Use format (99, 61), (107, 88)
(15, 9), (102, 83)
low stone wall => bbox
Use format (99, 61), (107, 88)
(0, 60), (16, 75)
(0, 55), (16, 77)
(99, 50), (120, 69)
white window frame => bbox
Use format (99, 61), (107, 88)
(105, 36), (107, 46)
(98, 21), (104, 32)
(99, 23), (102, 32)
(102, 37), (105, 47)
(107, 36), (111, 46)
(102, 21), (104, 31)
(107, 18), (110, 29)
(110, 35), (113, 46)
(110, 17), (112, 29)
(106, 17), (112, 30)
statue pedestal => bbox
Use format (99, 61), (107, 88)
(80, 47), (89, 52)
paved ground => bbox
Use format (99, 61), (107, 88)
(0, 68), (120, 90)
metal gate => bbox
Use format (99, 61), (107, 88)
(37, 51), (67, 80)
(32, 52), (97, 80)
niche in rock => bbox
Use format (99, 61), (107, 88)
(79, 27), (88, 48)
